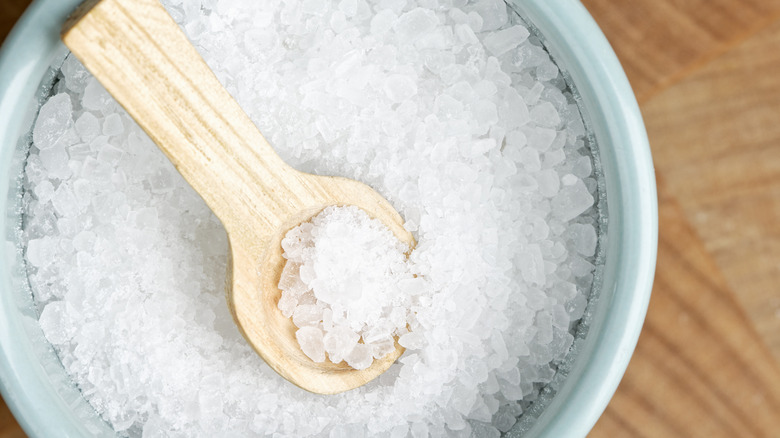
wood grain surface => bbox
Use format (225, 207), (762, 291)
(642, 18), (780, 360)
(2, 0), (780, 436)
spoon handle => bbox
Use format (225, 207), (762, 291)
(63, 0), (300, 243)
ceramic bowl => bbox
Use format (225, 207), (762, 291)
(0, 1), (657, 436)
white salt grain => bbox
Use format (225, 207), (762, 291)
(569, 223), (598, 257)
(323, 326), (360, 364)
(483, 25), (530, 56)
(384, 74), (418, 103)
(530, 101), (562, 127)
(74, 112), (100, 142)
(25, 238), (55, 268)
(552, 179), (596, 222)
(33, 93), (73, 151)
(72, 230), (95, 252)
(344, 343), (373, 370)
(81, 79), (111, 112)
(370, 9), (398, 36)
(32, 180), (54, 204)
(394, 8), (437, 42)
(23, 1), (601, 436)
(38, 301), (75, 345)
(50, 183), (79, 217)
(295, 326), (326, 363)
(102, 113), (124, 137)
(39, 145), (71, 180)
(469, 0), (507, 31)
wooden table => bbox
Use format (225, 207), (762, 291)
(2, 1), (780, 436)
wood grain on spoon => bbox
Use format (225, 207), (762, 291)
(62, 0), (414, 394)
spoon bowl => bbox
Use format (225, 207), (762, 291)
(63, 0), (414, 394)
(230, 176), (413, 394)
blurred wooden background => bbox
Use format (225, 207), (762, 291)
(2, 0), (780, 436)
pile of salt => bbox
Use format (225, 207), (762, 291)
(21, 0), (602, 436)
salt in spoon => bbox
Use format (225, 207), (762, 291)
(62, 0), (414, 394)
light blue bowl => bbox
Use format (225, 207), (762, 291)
(0, 1), (657, 436)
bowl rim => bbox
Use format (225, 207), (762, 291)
(0, 1), (657, 437)
(510, 1), (657, 437)
(0, 2), (121, 436)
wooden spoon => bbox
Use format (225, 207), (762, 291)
(62, 0), (414, 394)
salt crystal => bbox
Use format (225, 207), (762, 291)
(530, 101), (561, 127)
(337, 0), (357, 16)
(572, 156), (593, 178)
(61, 54), (90, 94)
(80, 156), (112, 182)
(370, 10), (398, 36)
(277, 293), (299, 319)
(536, 60), (560, 81)
(74, 112), (100, 143)
(330, 11), (349, 33)
(435, 94), (464, 119)
(544, 147), (567, 167)
(102, 113), (124, 137)
(73, 230), (96, 252)
(410, 422), (428, 438)
(482, 25), (530, 56)
(384, 74), (418, 103)
(292, 304), (321, 327)
(33, 180), (55, 203)
(469, 0), (507, 31)
(26, 237), (57, 268)
(296, 327), (326, 362)
(96, 144), (124, 167)
(398, 331), (424, 349)
(514, 46), (543, 73)
(566, 295), (588, 321)
(561, 173), (578, 186)
(68, 143), (92, 160)
(469, 395), (494, 422)
(466, 11), (484, 32)
(82, 79), (112, 112)
(519, 244), (546, 286)
(492, 407), (517, 432)
(500, 88), (530, 129)
(394, 8), (437, 42)
(454, 23), (478, 45)
(39, 301), (76, 345)
(551, 180), (595, 222)
(33, 93), (73, 151)
(535, 169), (560, 198)
(278, 263), (308, 296)
(568, 223), (598, 258)
(517, 147), (540, 172)
(397, 277), (427, 296)
(535, 311), (554, 345)
(474, 100), (498, 127)
(24, 155), (46, 184)
(323, 326), (360, 363)
(370, 337), (396, 359)
(302, 0), (328, 16)
(551, 304), (570, 330)
(449, 384), (476, 416)
(136, 207), (159, 229)
(39, 145), (71, 180)
(344, 343), (372, 370)
(148, 167), (175, 194)
(51, 183), (79, 217)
